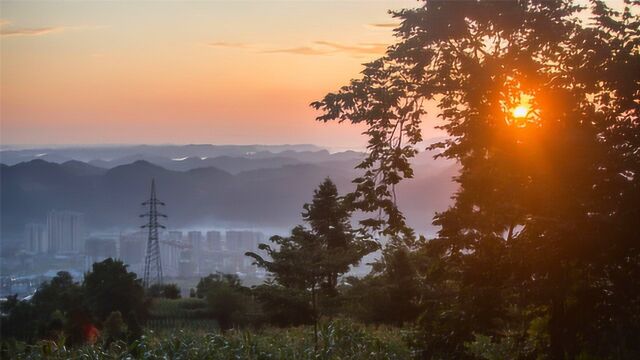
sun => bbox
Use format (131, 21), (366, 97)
(512, 105), (529, 118)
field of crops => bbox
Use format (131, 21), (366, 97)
(146, 297), (220, 334)
(3, 320), (415, 359)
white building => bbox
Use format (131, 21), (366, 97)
(187, 231), (203, 251)
(160, 239), (182, 277)
(25, 223), (47, 253)
(206, 230), (222, 251)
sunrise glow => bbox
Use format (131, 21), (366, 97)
(512, 105), (529, 118)
(0, 0), (424, 148)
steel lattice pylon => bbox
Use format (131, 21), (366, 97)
(141, 179), (166, 288)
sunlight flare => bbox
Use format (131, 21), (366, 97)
(512, 104), (529, 118)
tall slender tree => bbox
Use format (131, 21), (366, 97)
(247, 178), (377, 345)
(302, 178), (374, 292)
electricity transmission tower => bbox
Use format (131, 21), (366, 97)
(141, 179), (166, 288)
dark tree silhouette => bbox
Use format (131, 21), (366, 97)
(302, 178), (377, 293)
(247, 178), (377, 346)
(0, 271), (88, 345)
(314, 0), (639, 358)
(83, 258), (147, 340)
(147, 283), (181, 299)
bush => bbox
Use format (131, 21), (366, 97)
(147, 283), (181, 299)
(102, 311), (128, 345)
(206, 283), (251, 330)
(252, 284), (313, 327)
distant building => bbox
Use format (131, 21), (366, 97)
(225, 230), (262, 252)
(47, 211), (86, 254)
(187, 231), (203, 251)
(178, 249), (196, 278)
(24, 223), (47, 253)
(199, 251), (224, 274)
(168, 230), (183, 244)
(206, 230), (222, 251)
(118, 231), (146, 267)
(160, 239), (182, 278)
(86, 237), (117, 264)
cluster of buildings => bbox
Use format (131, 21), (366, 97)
(24, 210), (86, 255)
(8, 210), (267, 297)
(0, 202), (273, 300)
(116, 229), (265, 278)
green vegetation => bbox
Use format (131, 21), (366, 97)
(2, 320), (412, 360)
(1, 259), (147, 346)
(247, 178), (378, 343)
(147, 283), (181, 299)
(147, 298), (218, 334)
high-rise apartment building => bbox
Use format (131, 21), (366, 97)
(187, 231), (203, 252)
(225, 230), (262, 252)
(24, 223), (47, 253)
(206, 230), (222, 251)
(47, 210), (86, 254)
(160, 240), (182, 277)
(118, 231), (146, 266)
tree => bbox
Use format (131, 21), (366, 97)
(342, 245), (421, 325)
(102, 311), (127, 345)
(206, 282), (249, 331)
(28, 271), (87, 344)
(147, 283), (181, 299)
(251, 282), (313, 327)
(302, 178), (378, 293)
(0, 295), (37, 343)
(247, 178), (377, 346)
(313, 1), (639, 358)
(196, 273), (242, 298)
(0, 272), (88, 345)
(83, 258), (147, 340)
(163, 284), (181, 299)
(198, 274), (246, 327)
(248, 226), (326, 346)
(195, 273), (255, 330)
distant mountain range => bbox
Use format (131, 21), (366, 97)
(0, 145), (458, 251)
(0, 144), (328, 166)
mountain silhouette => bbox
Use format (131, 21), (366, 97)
(1, 156), (457, 250)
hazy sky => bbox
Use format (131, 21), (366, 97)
(0, 0), (424, 149)
(2, 1), (628, 149)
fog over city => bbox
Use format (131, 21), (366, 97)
(0, 142), (457, 298)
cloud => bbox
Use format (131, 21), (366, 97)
(315, 41), (387, 55)
(0, 20), (101, 37)
(207, 41), (249, 49)
(0, 26), (65, 37)
(368, 22), (398, 28)
(206, 39), (388, 57)
(262, 46), (331, 56)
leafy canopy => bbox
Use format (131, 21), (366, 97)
(314, 0), (639, 358)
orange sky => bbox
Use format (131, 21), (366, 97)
(0, 0), (430, 150)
